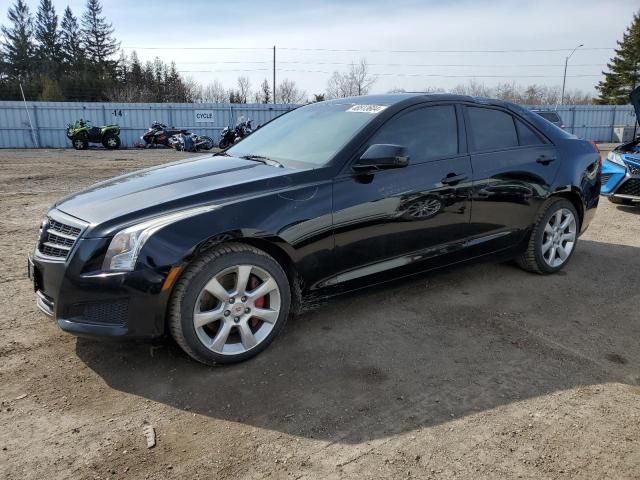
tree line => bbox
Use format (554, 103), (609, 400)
(0, 0), (195, 102)
(1, 1), (638, 105)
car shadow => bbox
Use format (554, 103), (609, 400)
(76, 239), (640, 444)
(616, 205), (640, 215)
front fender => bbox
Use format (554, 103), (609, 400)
(137, 182), (335, 293)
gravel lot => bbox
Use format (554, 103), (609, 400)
(1, 148), (639, 480)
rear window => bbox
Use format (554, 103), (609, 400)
(515, 119), (544, 146)
(536, 112), (561, 123)
(467, 107), (518, 151)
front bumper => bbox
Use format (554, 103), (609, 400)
(31, 238), (172, 339)
(601, 157), (640, 201)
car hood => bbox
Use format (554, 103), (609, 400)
(55, 154), (300, 230)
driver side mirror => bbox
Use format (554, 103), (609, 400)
(353, 144), (409, 171)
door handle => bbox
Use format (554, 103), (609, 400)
(536, 155), (556, 165)
(441, 173), (468, 185)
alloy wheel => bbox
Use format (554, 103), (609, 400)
(193, 264), (281, 355)
(541, 208), (576, 268)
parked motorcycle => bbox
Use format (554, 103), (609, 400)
(141, 122), (188, 148)
(168, 132), (214, 152)
(66, 119), (121, 150)
(218, 118), (254, 149)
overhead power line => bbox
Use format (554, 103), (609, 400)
(123, 45), (615, 53)
(175, 61), (604, 68)
(178, 68), (602, 79)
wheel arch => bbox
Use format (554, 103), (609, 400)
(549, 188), (584, 229)
(169, 231), (303, 317)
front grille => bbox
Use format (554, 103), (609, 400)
(48, 219), (81, 237)
(617, 178), (640, 197)
(601, 173), (612, 185)
(37, 214), (85, 260)
(65, 299), (128, 325)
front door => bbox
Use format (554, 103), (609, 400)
(330, 104), (473, 286)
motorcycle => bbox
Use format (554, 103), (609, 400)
(142, 122), (213, 152)
(141, 122), (189, 148)
(168, 132), (214, 152)
(66, 119), (121, 150)
(218, 118), (254, 149)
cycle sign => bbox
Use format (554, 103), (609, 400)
(195, 110), (215, 123)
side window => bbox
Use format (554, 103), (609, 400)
(515, 119), (544, 146)
(369, 105), (458, 163)
(467, 107), (518, 151)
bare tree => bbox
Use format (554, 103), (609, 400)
(277, 78), (306, 103)
(107, 83), (153, 102)
(237, 76), (251, 103)
(198, 79), (227, 103)
(326, 58), (376, 98)
(451, 79), (492, 97)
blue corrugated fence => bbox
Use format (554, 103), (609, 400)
(0, 101), (636, 148)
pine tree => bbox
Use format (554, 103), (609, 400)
(596, 11), (640, 104)
(34, 0), (61, 77)
(81, 0), (118, 74)
(1, 0), (35, 80)
(60, 6), (84, 71)
(128, 51), (144, 87)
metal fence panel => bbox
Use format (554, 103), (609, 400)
(0, 101), (637, 148)
(525, 105), (637, 142)
(0, 101), (297, 148)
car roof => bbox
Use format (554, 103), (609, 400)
(323, 93), (514, 108)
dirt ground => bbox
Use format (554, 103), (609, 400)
(1, 148), (639, 480)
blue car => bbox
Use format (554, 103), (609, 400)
(601, 86), (640, 205)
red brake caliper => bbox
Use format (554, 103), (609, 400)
(249, 275), (264, 327)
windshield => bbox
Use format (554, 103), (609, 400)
(227, 102), (385, 167)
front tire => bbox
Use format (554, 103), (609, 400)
(199, 136), (214, 150)
(516, 198), (579, 274)
(168, 243), (291, 365)
(72, 133), (88, 150)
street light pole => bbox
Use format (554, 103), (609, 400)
(561, 43), (584, 105)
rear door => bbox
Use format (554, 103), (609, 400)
(464, 105), (560, 252)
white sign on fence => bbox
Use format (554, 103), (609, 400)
(194, 110), (215, 123)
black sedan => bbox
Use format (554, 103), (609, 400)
(30, 94), (601, 365)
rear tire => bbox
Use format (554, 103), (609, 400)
(516, 198), (579, 274)
(168, 243), (291, 365)
(102, 134), (121, 150)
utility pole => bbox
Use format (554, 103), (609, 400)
(273, 45), (276, 105)
(561, 43), (583, 105)
(633, 63), (638, 139)
(19, 82), (39, 148)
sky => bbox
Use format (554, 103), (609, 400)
(1, 0), (638, 97)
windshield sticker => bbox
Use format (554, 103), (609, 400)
(346, 104), (388, 114)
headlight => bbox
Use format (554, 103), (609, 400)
(102, 205), (219, 271)
(607, 151), (625, 167)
